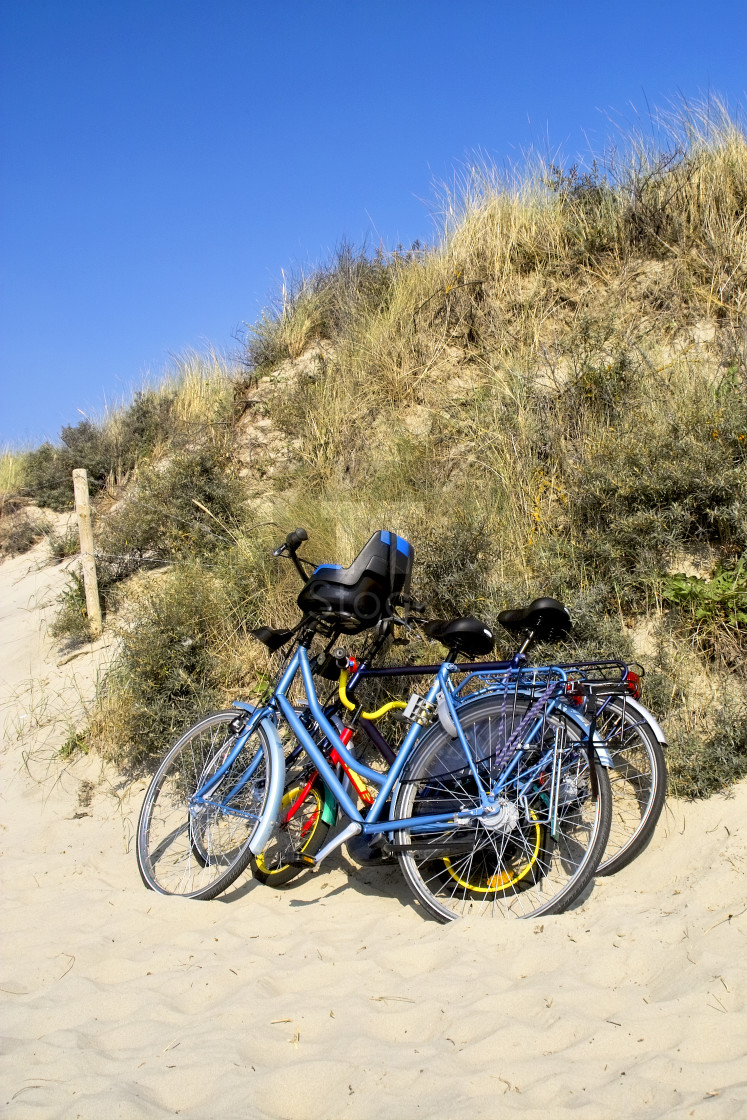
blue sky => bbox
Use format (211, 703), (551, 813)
(1, 0), (745, 446)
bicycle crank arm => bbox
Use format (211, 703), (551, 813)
(296, 820), (362, 868)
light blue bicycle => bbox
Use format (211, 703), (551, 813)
(136, 529), (612, 922)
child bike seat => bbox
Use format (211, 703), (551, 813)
(497, 598), (571, 642)
(424, 616), (495, 658)
(297, 530), (414, 634)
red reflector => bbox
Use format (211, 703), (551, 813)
(625, 671), (642, 699)
(564, 684), (586, 707)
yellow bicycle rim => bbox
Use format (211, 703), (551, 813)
(254, 785), (323, 875)
(442, 812), (543, 893)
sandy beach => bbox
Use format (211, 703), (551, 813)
(1, 540), (746, 1120)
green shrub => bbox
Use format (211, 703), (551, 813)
(17, 387), (188, 511)
(408, 512), (499, 618)
(556, 372), (747, 599)
(663, 556), (747, 667)
(667, 698), (747, 798)
(48, 445), (251, 644)
(21, 419), (114, 510)
(49, 572), (95, 643)
(19, 392), (172, 511)
(97, 446), (249, 566)
(90, 547), (276, 766)
(48, 522), (80, 560)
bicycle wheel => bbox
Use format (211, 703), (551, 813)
(136, 710), (273, 899)
(251, 775), (331, 885)
(595, 697), (667, 876)
(392, 695), (611, 922)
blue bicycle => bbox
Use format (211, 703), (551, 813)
(136, 529), (613, 921)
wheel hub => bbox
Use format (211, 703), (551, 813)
(481, 798), (520, 833)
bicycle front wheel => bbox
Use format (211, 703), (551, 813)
(392, 695), (611, 922)
(596, 697), (667, 875)
(136, 710), (273, 899)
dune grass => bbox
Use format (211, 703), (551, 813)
(0, 446), (22, 498)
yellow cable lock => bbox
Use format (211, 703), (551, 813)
(338, 668), (408, 721)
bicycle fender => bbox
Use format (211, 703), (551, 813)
(555, 702), (613, 767)
(248, 716), (286, 856)
(619, 696), (668, 745)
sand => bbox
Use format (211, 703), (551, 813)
(1, 539), (746, 1119)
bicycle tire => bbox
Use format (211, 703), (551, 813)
(595, 697), (667, 876)
(392, 694), (611, 922)
(251, 776), (331, 885)
(136, 710), (273, 900)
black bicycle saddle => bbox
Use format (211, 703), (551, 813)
(424, 616), (495, 658)
(497, 598), (571, 643)
(250, 626), (296, 651)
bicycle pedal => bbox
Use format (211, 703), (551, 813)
(290, 854), (317, 868)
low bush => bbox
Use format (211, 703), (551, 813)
(554, 364), (747, 600)
(89, 544), (279, 766)
(18, 359), (235, 512)
(97, 446), (249, 566)
(48, 522), (80, 561)
(663, 556), (747, 668)
(49, 572), (95, 643)
(667, 697), (747, 799)
(48, 446), (251, 645)
(24, 440), (104, 514)
(20, 413), (143, 511)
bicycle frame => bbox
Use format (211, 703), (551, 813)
(192, 645), (593, 871)
(275, 647), (494, 835)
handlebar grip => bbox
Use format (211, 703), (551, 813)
(286, 527), (308, 552)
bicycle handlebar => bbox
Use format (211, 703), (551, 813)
(286, 527), (308, 552)
(275, 527), (308, 555)
(273, 527), (312, 580)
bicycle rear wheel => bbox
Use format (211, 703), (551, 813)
(251, 775), (331, 885)
(596, 697), (667, 875)
(392, 695), (611, 922)
(136, 710), (273, 899)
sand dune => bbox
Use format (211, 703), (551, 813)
(1, 541), (746, 1119)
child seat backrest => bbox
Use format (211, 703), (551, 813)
(297, 530), (414, 633)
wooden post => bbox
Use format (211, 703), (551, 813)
(72, 468), (102, 636)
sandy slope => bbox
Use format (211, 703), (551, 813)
(1, 542), (746, 1120)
